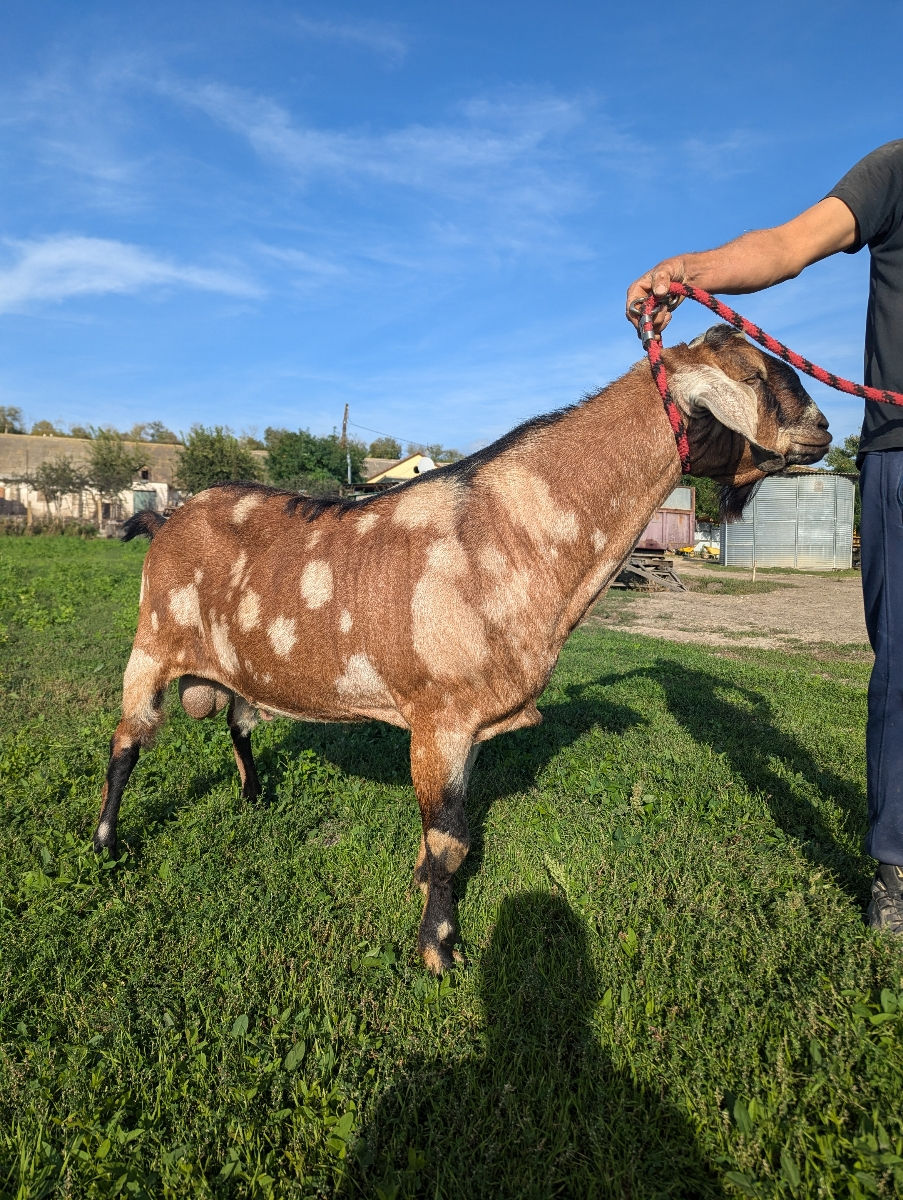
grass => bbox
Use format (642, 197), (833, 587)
(1, 538), (902, 1199)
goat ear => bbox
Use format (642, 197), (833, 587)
(688, 324), (747, 351)
(672, 364), (786, 472)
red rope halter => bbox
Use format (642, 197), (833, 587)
(634, 282), (903, 474)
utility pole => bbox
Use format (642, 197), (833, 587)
(340, 403), (351, 486)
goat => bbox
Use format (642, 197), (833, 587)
(94, 326), (830, 973)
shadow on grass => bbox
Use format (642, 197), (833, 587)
(341, 891), (726, 1199)
(594, 659), (870, 904)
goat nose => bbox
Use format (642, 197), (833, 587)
(811, 408), (829, 429)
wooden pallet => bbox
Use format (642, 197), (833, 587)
(613, 548), (686, 592)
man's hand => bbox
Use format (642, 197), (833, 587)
(626, 257), (688, 334)
(624, 199), (858, 335)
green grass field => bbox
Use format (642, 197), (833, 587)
(1, 537), (901, 1199)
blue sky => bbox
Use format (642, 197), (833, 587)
(0, 1), (899, 453)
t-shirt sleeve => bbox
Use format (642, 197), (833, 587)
(827, 140), (903, 253)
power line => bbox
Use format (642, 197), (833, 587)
(347, 419), (430, 447)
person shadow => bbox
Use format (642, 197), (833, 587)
(590, 658), (870, 904)
(341, 891), (727, 1199)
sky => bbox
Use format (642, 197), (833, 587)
(0, 0), (900, 455)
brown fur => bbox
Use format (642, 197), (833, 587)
(96, 326), (830, 972)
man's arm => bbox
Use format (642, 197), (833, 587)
(625, 197), (859, 333)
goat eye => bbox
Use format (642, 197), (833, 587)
(743, 375), (761, 386)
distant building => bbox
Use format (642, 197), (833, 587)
(360, 452), (437, 489)
(720, 471), (855, 570)
(0, 432), (183, 524)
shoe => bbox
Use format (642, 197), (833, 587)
(867, 864), (903, 934)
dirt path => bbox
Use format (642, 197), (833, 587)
(584, 561), (871, 655)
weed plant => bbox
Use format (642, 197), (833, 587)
(1, 539), (901, 1198)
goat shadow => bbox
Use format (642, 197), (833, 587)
(339, 890), (727, 1200)
(590, 658), (870, 905)
(251, 685), (644, 895)
(117, 683), (642, 859)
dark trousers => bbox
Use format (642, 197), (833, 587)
(861, 450), (903, 864)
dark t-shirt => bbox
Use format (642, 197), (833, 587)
(828, 139), (903, 456)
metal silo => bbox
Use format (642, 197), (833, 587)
(720, 473), (855, 569)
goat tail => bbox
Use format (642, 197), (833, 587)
(120, 511), (167, 542)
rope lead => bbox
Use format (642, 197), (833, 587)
(635, 282), (903, 474)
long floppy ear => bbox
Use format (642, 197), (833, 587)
(671, 364), (786, 473)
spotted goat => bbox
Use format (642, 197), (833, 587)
(95, 326), (830, 972)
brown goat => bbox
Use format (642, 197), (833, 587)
(95, 326), (829, 972)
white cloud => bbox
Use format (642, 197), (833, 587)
(0, 236), (261, 314)
(159, 79), (593, 253)
(293, 16), (408, 63)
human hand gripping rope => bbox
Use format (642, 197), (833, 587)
(631, 282), (903, 474)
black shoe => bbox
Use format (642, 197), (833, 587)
(867, 864), (903, 934)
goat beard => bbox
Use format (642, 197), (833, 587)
(719, 479), (763, 523)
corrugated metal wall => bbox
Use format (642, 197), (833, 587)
(720, 475), (854, 569)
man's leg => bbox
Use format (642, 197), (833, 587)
(860, 450), (903, 930)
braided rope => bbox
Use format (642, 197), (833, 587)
(637, 282), (903, 474)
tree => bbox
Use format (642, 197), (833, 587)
(126, 420), (179, 444)
(683, 474), (721, 525)
(87, 431), (147, 521)
(32, 455), (88, 519)
(826, 433), (861, 531)
(826, 433), (860, 475)
(265, 428), (366, 491)
(30, 419), (63, 436)
(174, 426), (261, 494)
(0, 406), (25, 434)
(368, 436), (402, 459)
(70, 424), (93, 440)
(406, 442), (462, 463)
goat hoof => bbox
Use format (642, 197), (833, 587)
(92, 832), (118, 857)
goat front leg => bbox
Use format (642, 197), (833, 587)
(227, 695), (261, 800)
(410, 728), (479, 974)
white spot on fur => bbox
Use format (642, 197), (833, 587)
(393, 481), (457, 532)
(232, 494), (263, 524)
(437, 920), (453, 941)
(426, 537), (468, 576)
(592, 529), (608, 553)
(478, 545), (507, 575)
(339, 609), (353, 634)
(335, 653), (390, 704)
(309, 529), (322, 547)
(228, 551), (248, 591)
(300, 560), (333, 609)
(426, 828), (468, 872)
(267, 616), (297, 657)
(194, 568), (203, 585)
(169, 583), (202, 629)
(122, 648), (162, 730)
(236, 589), (261, 633)
(210, 615), (239, 675)
(486, 466), (579, 546)
(230, 695), (259, 735)
(356, 511), (380, 535)
(150, 610), (159, 632)
(411, 573), (488, 679)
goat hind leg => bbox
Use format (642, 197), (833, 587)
(94, 650), (168, 853)
(227, 695), (261, 800)
(411, 729), (479, 974)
